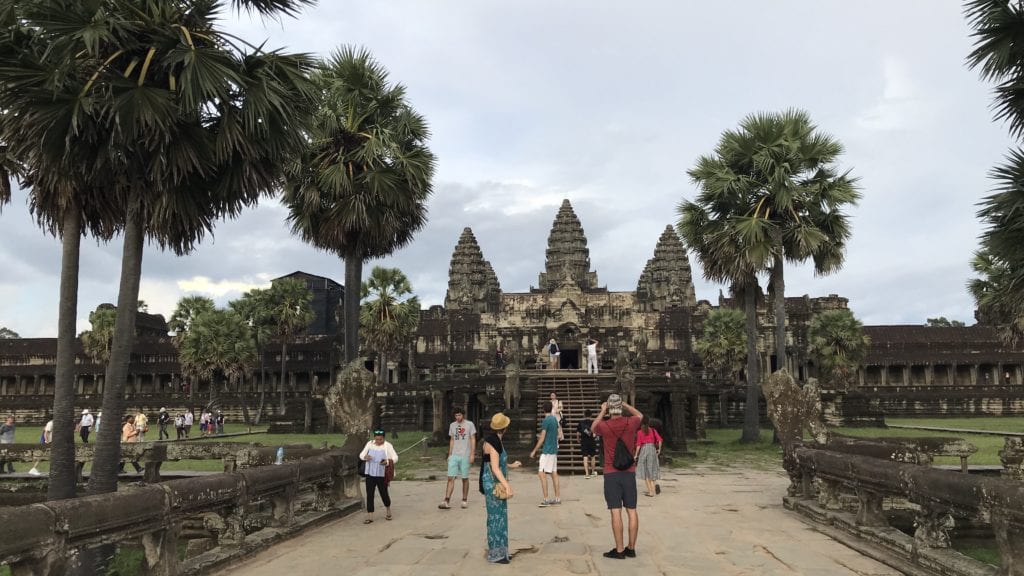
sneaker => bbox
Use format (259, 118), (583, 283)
(655, 484), (661, 495)
(28, 468), (41, 476)
(603, 548), (625, 559)
(538, 499), (552, 507)
(584, 474), (591, 479)
(438, 501), (451, 510)
(552, 498), (561, 505)
(624, 547), (636, 558)
(461, 500), (468, 509)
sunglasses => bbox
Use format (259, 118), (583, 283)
(373, 430), (385, 436)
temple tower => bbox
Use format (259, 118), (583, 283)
(636, 225), (697, 311)
(444, 227), (502, 314)
(537, 199), (599, 292)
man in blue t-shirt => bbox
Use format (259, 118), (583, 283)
(530, 400), (561, 506)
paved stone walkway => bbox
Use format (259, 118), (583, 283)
(225, 466), (901, 576)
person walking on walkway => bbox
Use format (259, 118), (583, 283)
(530, 400), (561, 506)
(439, 407), (476, 510)
(634, 415), (662, 497)
(480, 412), (521, 564)
(78, 409), (94, 443)
(157, 408), (171, 440)
(0, 416), (16, 473)
(134, 411), (149, 442)
(28, 418), (52, 476)
(592, 394), (643, 559)
(120, 415), (143, 473)
(184, 409), (194, 438)
(360, 429), (398, 523)
(578, 409), (599, 478)
(587, 338), (600, 374)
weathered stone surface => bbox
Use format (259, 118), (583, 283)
(537, 199), (599, 292)
(444, 228), (501, 314)
(636, 225), (697, 312)
(324, 359), (376, 437)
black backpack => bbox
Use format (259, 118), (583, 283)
(611, 422), (634, 471)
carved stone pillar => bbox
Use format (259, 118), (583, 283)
(914, 507), (954, 548)
(141, 524), (181, 576)
(995, 364), (1003, 386)
(858, 368), (865, 388)
(1000, 437), (1024, 480)
(949, 363), (957, 386)
(925, 365), (934, 386)
(270, 485), (297, 527)
(1017, 365), (1023, 385)
(816, 478), (842, 510)
(902, 366), (909, 387)
(880, 365), (889, 387)
(431, 389), (445, 444)
(854, 487), (888, 527)
(151, 373), (159, 393)
(970, 365), (978, 387)
(991, 510), (1024, 573)
(32, 375), (40, 395)
(76, 376), (84, 395)
(669, 392), (688, 449)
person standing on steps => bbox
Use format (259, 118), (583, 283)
(592, 394), (643, 559)
(587, 338), (600, 374)
(578, 408), (599, 478)
(530, 400), (561, 506)
(439, 407), (476, 510)
(547, 338), (560, 370)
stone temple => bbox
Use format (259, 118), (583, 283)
(1, 199), (1024, 464)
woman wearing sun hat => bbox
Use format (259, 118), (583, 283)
(359, 428), (398, 523)
(480, 412), (522, 563)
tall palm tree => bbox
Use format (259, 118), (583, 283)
(360, 266), (420, 386)
(695, 307), (747, 385)
(179, 308), (256, 403)
(0, 0), (317, 497)
(267, 278), (314, 413)
(678, 200), (767, 442)
(686, 110), (859, 375)
(283, 47), (436, 364)
(806, 309), (870, 389)
(80, 306), (118, 365)
(230, 288), (275, 424)
(169, 295), (216, 399)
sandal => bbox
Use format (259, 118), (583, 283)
(385, 514), (393, 521)
(363, 518), (373, 524)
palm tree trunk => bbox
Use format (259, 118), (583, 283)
(772, 251), (787, 374)
(48, 206), (82, 501)
(88, 204), (144, 495)
(741, 281), (762, 443)
(240, 375), (251, 425)
(344, 257), (362, 363)
(254, 348), (266, 425)
(279, 342), (288, 414)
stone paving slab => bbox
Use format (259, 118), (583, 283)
(223, 467), (903, 576)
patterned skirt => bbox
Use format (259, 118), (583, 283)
(482, 470), (509, 562)
(636, 443), (660, 481)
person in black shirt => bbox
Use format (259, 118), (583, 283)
(577, 409), (599, 478)
(157, 408), (171, 440)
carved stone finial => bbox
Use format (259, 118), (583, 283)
(444, 227), (501, 313)
(538, 199), (599, 292)
(636, 225), (697, 311)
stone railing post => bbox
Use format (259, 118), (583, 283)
(990, 508), (1024, 573)
(816, 478), (842, 510)
(141, 523), (181, 576)
(854, 487), (888, 527)
(913, 506), (954, 548)
(1000, 437), (1024, 480)
(270, 485), (297, 527)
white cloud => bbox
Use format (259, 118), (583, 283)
(175, 276), (273, 300)
(857, 56), (942, 131)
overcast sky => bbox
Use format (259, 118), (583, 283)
(0, 1), (1014, 338)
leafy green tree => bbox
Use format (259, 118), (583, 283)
(79, 306), (118, 365)
(178, 308), (256, 402)
(169, 296), (216, 399)
(0, 327), (18, 339)
(807, 309), (870, 389)
(924, 317), (965, 328)
(695, 307), (747, 384)
(0, 0), (317, 498)
(686, 110), (859, 376)
(284, 47), (436, 364)
(266, 278), (314, 413)
(360, 266), (420, 386)
(230, 288), (275, 424)
(965, 1), (1024, 343)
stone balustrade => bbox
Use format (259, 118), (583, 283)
(0, 449), (361, 575)
(789, 444), (1024, 576)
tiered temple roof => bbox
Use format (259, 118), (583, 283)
(537, 199), (599, 292)
(636, 225), (698, 311)
(444, 227), (501, 314)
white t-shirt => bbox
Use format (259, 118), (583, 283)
(80, 414), (94, 427)
(587, 342), (597, 356)
(184, 412), (194, 425)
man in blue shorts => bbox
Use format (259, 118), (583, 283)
(439, 407), (476, 509)
(592, 394), (643, 559)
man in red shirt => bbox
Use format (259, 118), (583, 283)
(591, 393), (643, 559)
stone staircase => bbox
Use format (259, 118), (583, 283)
(535, 373), (600, 474)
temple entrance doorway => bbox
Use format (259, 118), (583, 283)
(560, 348), (580, 370)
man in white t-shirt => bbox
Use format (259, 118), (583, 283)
(439, 407), (476, 509)
(29, 419), (53, 476)
(79, 409), (94, 443)
(587, 338), (600, 374)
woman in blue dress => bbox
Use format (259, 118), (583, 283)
(480, 413), (521, 563)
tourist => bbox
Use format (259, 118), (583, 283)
(546, 338), (560, 370)
(215, 411), (225, 435)
(184, 409), (194, 438)
(134, 410), (149, 442)
(28, 417), (52, 476)
(549, 392), (566, 430)
(0, 415), (16, 473)
(587, 338), (600, 374)
(529, 400), (561, 506)
(592, 394), (643, 559)
(495, 345), (505, 370)
(94, 411), (102, 440)
(174, 413), (185, 440)
(634, 415), (663, 497)
(578, 408), (599, 478)
(78, 409), (94, 443)
(439, 407), (476, 510)
(157, 407), (171, 440)
(120, 415), (143, 473)
(480, 412), (521, 564)
(199, 411), (208, 436)
(359, 428), (398, 523)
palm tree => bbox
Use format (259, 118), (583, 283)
(178, 308), (256, 403)
(79, 306), (118, 365)
(678, 200), (767, 442)
(360, 266), (420, 387)
(806, 309), (870, 389)
(695, 307), (747, 384)
(169, 295), (216, 399)
(0, 0), (317, 497)
(283, 47), (436, 364)
(230, 288), (275, 424)
(267, 278), (314, 414)
(684, 110), (859, 375)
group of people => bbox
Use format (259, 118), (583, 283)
(541, 337), (601, 374)
(354, 391), (661, 564)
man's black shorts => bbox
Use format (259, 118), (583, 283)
(603, 471), (637, 509)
